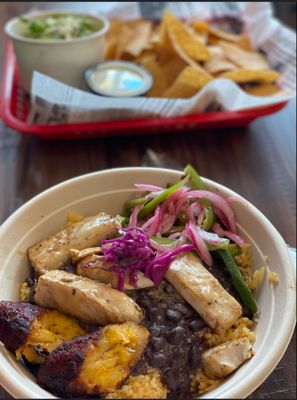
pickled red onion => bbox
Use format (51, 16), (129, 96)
(212, 223), (245, 246)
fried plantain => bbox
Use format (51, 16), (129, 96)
(37, 322), (150, 397)
(0, 301), (85, 364)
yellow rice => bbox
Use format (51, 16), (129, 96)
(235, 244), (266, 289)
(268, 271), (279, 284)
(191, 369), (223, 395)
(19, 282), (31, 301)
(105, 369), (167, 399)
(192, 317), (256, 395)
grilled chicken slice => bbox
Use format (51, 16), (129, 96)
(37, 322), (150, 397)
(76, 253), (154, 290)
(34, 270), (143, 325)
(28, 213), (120, 275)
(166, 252), (242, 332)
(0, 301), (85, 364)
(201, 338), (253, 379)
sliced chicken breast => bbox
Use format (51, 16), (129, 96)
(76, 253), (154, 290)
(34, 270), (143, 325)
(201, 337), (253, 379)
(166, 252), (242, 332)
(28, 213), (120, 275)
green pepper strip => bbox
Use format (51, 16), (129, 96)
(138, 175), (189, 220)
(163, 226), (185, 236)
(124, 197), (148, 213)
(227, 243), (242, 257)
(184, 164), (206, 189)
(184, 165), (214, 231)
(151, 235), (230, 253)
(150, 236), (177, 244)
(118, 216), (129, 227)
(207, 238), (230, 251)
(217, 249), (258, 315)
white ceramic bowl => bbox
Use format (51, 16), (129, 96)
(0, 167), (295, 399)
(4, 10), (109, 91)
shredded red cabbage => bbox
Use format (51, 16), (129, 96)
(145, 243), (194, 285)
(101, 227), (193, 291)
(101, 228), (155, 291)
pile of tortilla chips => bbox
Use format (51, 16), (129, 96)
(104, 10), (283, 99)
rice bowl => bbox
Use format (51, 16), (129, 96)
(0, 167), (295, 398)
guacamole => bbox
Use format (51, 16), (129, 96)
(20, 13), (103, 40)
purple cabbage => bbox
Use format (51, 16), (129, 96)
(101, 227), (193, 291)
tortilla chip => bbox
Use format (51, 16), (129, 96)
(244, 83), (284, 96)
(204, 57), (236, 75)
(220, 69), (280, 84)
(219, 41), (269, 70)
(162, 55), (188, 86)
(105, 20), (126, 60)
(124, 20), (153, 57)
(165, 10), (210, 62)
(107, 20), (126, 38)
(162, 66), (213, 98)
(157, 10), (177, 64)
(150, 25), (160, 43)
(135, 49), (157, 64)
(104, 37), (118, 60)
(192, 20), (210, 34)
(114, 25), (135, 59)
(193, 20), (241, 43)
(236, 34), (253, 51)
(185, 21), (209, 45)
(139, 58), (169, 97)
(207, 45), (224, 58)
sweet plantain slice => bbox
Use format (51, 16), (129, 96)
(37, 322), (150, 397)
(0, 301), (85, 364)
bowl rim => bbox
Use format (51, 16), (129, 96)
(0, 166), (295, 399)
(4, 9), (110, 45)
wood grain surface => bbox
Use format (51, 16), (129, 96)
(0, 2), (296, 399)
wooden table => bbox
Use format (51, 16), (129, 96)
(0, 2), (296, 399)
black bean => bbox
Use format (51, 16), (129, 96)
(167, 326), (185, 344)
(151, 336), (166, 351)
(174, 303), (193, 317)
(171, 390), (191, 399)
(137, 296), (150, 308)
(164, 283), (175, 294)
(159, 302), (168, 310)
(150, 353), (167, 368)
(188, 318), (205, 331)
(149, 307), (164, 323)
(177, 374), (190, 392)
(25, 276), (37, 287)
(165, 370), (178, 391)
(165, 309), (181, 322)
(174, 350), (189, 369)
(125, 274), (216, 397)
(149, 324), (161, 336)
(189, 345), (201, 369)
(190, 333), (201, 346)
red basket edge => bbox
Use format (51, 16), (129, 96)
(0, 41), (288, 139)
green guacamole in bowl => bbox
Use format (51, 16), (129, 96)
(19, 13), (103, 40)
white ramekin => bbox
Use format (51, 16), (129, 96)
(4, 10), (110, 91)
(0, 167), (295, 398)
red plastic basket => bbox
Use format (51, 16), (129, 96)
(0, 41), (287, 140)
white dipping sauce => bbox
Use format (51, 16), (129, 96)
(85, 61), (153, 97)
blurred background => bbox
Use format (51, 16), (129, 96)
(274, 2), (296, 29)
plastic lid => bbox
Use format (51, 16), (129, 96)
(84, 61), (153, 97)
